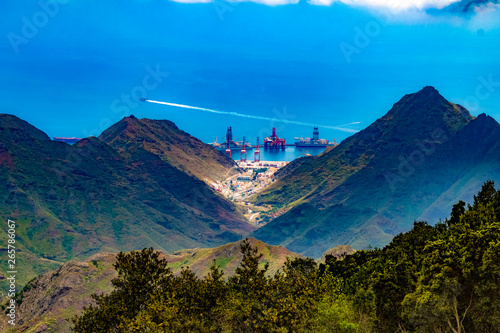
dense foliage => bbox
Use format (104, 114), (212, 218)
(73, 182), (500, 332)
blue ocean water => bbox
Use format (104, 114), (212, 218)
(231, 146), (326, 162)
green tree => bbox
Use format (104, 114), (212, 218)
(449, 200), (465, 226)
(265, 257), (320, 332)
(72, 248), (172, 332)
(229, 239), (276, 332)
(315, 271), (360, 333)
(228, 239), (271, 332)
(320, 221), (440, 332)
(201, 262), (232, 332)
(473, 180), (496, 208)
(403, 182), (500, 332)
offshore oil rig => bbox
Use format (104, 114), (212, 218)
(213, 127), (253, 151)
(211, 127), (253, 158)
(212, 126), (338, 161)
(294, 127), (335, 148)
(264, 127), (286, 150)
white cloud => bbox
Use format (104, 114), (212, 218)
(169, 0), (298, 4)
(474, 2), (500, 14)
(308, 0), (460, 10)
(169, 0), (212, 3)
(231, 0), (299, 5)
(469, 3), (500, 30)
(166, 0), (500, 18)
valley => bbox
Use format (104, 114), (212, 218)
(210, 161), (290, 227)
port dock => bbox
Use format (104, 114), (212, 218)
(237, 161), (288, 169)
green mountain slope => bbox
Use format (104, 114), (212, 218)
(98, 115), (237, 182)
(163, 237), (303, 278)
(251, 87), (500, 257)
(0, 114), (253, 292)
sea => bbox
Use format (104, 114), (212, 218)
(230, 146), (326, 162)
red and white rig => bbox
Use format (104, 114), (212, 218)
(264, 127), (285, 150)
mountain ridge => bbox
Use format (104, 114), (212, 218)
(0, 113), (51, 142)
(98, 115), (237, 182)
(251, 86), (499, 257)
(0, 114), (252, 293)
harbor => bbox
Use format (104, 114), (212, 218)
(232, 146), (327, 162)
(206, 126), (340, 225)
(210, 126), (338, 162)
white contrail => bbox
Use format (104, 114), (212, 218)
(144, 99), (360, 133)
(337, 121), (362, 126)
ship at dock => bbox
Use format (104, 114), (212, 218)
(294, 127), (336, 148)
(211, 127), (253, 151)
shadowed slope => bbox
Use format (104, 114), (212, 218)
(252, 87), (500, 257)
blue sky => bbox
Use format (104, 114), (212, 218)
(1, 0), (499, 144)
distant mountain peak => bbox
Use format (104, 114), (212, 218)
(397, 86), (447, 109)
(380, 86), (473, 139)
(99, 116), (235, 182)
(410, 85), (446, 103)
(457, 112), (500, 144)
(475, 112), (498, 124)
(419, 85), (439, 94)
(252, 87), (495, 256)
(0, 113), (51, 141)
(117, 115), (179, 132)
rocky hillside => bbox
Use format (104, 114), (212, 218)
(0, 253), (117, 333)
(251, 87), (500, 257)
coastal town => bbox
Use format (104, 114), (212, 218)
(212, 161), (287, 201)
(207, 161), (289, 226)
